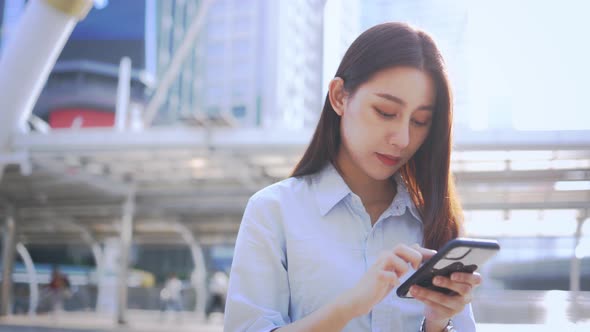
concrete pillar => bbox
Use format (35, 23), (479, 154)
(96, 238), (119, 314)
(90, 241), (104, 311)
(117, 188), (135, 325)
(569, 209), (587, 293)
(0, 206), (16, 316)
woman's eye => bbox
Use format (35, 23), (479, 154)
(374, 107), (396, 118)
(412, 119), (429, 127)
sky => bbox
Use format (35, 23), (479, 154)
(465, 0), (590, 130)
(325, 0), (590, 131)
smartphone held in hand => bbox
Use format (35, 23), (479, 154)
(397, 238), (500, 298)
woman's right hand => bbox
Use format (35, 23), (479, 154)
(338, 244), (435, 317)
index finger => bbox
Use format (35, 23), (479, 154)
(411, 243), (437, 261)
(393, 244), (423, 269)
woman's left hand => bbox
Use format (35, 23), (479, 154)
(410, 271), (482, 324)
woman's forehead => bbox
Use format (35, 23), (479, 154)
(358, 67), (436, 104)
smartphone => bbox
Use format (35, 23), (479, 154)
(396, 238), (500, 298)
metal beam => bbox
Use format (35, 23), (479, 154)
(462, 201), (590, 210)
(12, 127), (309, 152)
(455, 168), (590, 184)
(33, 157), (130, 196)
(10, 187), (589, 218)
(15, 242), (39, 316)
(454, 129), (590, 151)
(12, 128), (590, 152)
(458, 187), (590, 210)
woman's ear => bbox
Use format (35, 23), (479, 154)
(328, 77), (347, 116)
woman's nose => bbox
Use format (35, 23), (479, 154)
(388, 122), (410, 149)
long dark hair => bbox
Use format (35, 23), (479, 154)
(291, 22), (462, 250)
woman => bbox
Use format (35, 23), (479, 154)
(225, 22), (479, 332)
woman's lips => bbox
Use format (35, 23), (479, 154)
(376, 153), (401, 166)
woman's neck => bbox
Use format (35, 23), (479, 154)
(334, 152), (396, 205)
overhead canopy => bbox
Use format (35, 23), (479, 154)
(1, 127), (589, 246)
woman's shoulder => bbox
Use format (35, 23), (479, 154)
(249, 175), (313, 206)
(241, 175), (315, 229)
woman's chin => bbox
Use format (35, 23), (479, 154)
(367, 167), (398, 181)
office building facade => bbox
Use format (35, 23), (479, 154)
(155, 0), (326, 128)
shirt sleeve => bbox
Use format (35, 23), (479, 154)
(224, 194), (291, 332)
(452, 302), (477, 331)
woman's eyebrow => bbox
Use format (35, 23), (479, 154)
(375, 92), (405, 106)
(374, 92), (434, 111)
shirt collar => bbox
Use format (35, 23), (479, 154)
(312, 163), (423, 224)
(312, 162), (351, 216)
(390, 172), (423, 223)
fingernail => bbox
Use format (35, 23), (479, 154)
(433, 277), (442, 285)
(451, 274), (459, 281)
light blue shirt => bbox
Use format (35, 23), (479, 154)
(225, 163), (476, 331)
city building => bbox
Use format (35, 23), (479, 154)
(153, 0), (326, 128)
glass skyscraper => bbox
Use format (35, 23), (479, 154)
(154, 0), (326, 128)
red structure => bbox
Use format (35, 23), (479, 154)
(49, 108), (115, 128)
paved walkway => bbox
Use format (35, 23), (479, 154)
(0, 310), (223, 332)
(1, 311), (589, 331)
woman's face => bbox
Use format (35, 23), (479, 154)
(333, 66), (436, 181)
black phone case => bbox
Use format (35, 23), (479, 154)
(396, 238), (500, 298)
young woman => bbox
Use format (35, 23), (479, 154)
(224, 22), (479, 332)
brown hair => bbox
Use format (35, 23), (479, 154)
(291, 22), (462, 250)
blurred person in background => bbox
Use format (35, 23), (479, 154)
(159, 272), (184, 322)
(225, 22), (480, 332)
(47, 265), (71, 315)
(206, 269), (229, 321)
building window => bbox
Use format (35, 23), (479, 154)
(207, 42), (225, 58)
(232, 16), (251, 33)
(233, 38), (251, 57)
(207, 86), (223, 103)
(232, 82), (248, 99)
(208, 23), (227, 39)
(232, 105), (247, 118)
